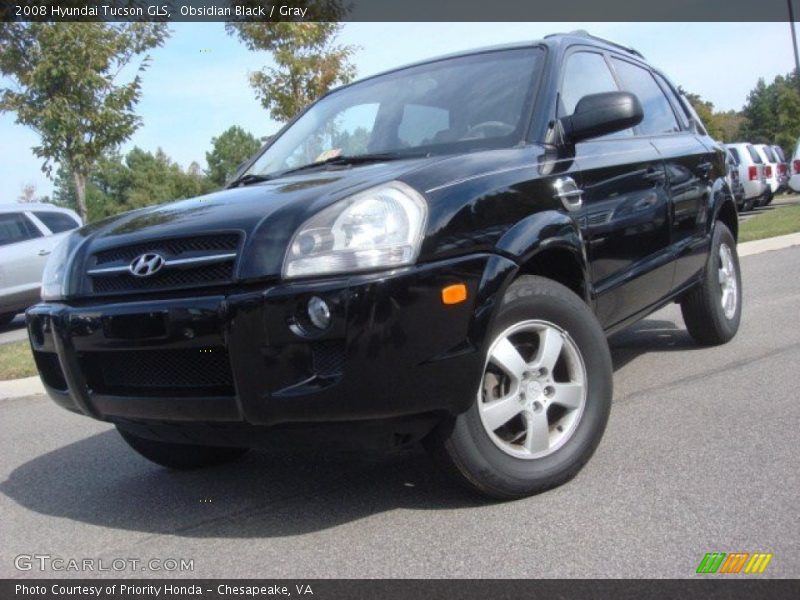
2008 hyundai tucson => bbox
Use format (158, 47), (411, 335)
(27, 32), (742, 499)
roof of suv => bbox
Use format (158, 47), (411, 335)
(0, 203), (77, 214)
(333, 31), (647, 93)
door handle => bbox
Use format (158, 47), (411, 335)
(38, 249), (51, 256)
(553, 177), (584, 212)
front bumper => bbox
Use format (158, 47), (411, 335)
(27, 254), (515, 431)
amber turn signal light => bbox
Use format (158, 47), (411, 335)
(441, 284), (468, 305)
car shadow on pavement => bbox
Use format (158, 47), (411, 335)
(608, 318), (703, 372)
(0, 429), (485, 539)
(1, 317), (702, 539)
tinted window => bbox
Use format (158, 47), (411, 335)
(245, 48), (544, 178)
(654, 72), (688, 129)
(0, 213), (41, 247)
(611, 58), (680, 135)
(33, 211), (80, 234)
(727, 148), (741, 165)
(747, 145), (763, 163)
(398, 104), (450, 146)
(773, 146), (786, 161)
(560, 51), (619, 116)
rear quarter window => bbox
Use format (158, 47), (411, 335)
(747, 145), (763, 163)
(33, 211), (80, 234)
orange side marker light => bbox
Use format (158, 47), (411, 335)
(441, 284), (468, 305)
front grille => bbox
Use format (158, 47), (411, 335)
(92, 260), (234, 294)
(88, 233), (240, 295)
(33, 352), (68, 391)
(94, 234), (239, 265)
(81, 348), (235, 397)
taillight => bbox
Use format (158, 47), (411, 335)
(793, 159), (800, 174)
(779, 163), (787, 176)
(765, 165), (773, 178)
(748, 165), (758, 180)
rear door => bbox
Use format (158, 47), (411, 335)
(610, 59), (717, 289)
(559, 49), (673, 329)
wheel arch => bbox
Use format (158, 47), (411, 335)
(495, 210), (590, 304)
(714, 197), (738, 241)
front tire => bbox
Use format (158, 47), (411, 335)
(0, 313), (17, 328)
(117, 427), (249, 470)
(680, 222), (742, 346)
(425, 276), (613, 499)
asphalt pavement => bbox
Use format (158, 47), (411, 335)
(0, 246), (798, 579)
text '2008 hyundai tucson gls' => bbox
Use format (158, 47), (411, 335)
(27, 32), (741, 499)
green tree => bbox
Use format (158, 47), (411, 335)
(53, 147), (214, 220)
(737, 73), (800, 157)
(227, 15), (357, 122)
(0, 22), (169, 222)
(205, 125), (262, 186)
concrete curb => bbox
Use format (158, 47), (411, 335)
(0, 232), (798, 400)
(737, 232), (800, 257)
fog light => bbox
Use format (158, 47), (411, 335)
(307, 296), (331, 330)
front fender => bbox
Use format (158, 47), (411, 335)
(495, 209), (589, 300)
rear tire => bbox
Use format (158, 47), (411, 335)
(117, 427), (249, 470)
(680, 222), (742, 346)
(425, 276), (613, 500)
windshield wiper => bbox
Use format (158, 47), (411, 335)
(277, 152), (428, 177)
(227, 173), (274, 188)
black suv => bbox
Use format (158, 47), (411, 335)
(27, 32), (742, 499)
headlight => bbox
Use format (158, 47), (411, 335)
(41, 233), (79, 301)
(283, 181), (427, 279)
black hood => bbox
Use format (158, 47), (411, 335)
(69, 157), (440, 289)
(67, 145), (549, 296)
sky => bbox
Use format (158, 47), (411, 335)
(1, 21), (798, 203)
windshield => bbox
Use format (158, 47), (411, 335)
(243, 47), (544, 179)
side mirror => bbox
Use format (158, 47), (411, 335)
(560, 91), (643, 144)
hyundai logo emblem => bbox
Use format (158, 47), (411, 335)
(129, 253), (166, 277)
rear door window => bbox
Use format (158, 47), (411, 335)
(761, 146), (777, 162)
(611, 58), (680, 135)
(727, 148), (741, 165)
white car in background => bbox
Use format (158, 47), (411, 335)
(0, 204), (82, 327)
(725, 143), (768, 208)
(789, 138), (800, 193)
(754, 144), (778, 202)
(770, 144), (788, 192)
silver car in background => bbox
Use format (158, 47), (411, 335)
(0, 203), (82, 326)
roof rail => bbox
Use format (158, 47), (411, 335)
(545, 30), (645, 59)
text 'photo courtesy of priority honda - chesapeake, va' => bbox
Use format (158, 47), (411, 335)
(0, 1), (798, 598)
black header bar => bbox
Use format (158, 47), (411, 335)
(1, 0), (799, 22)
